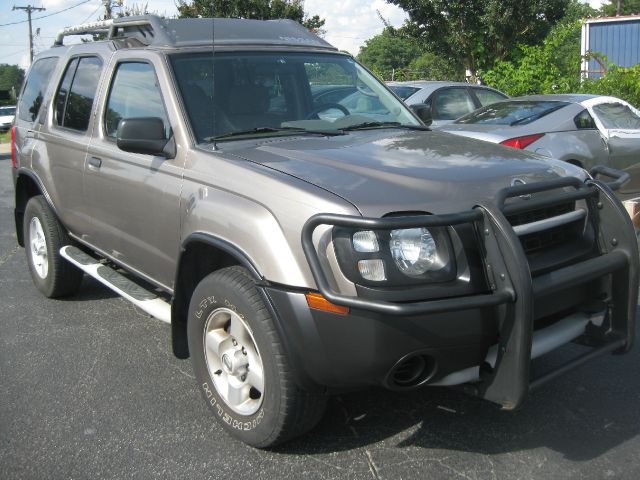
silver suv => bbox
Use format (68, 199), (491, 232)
(11, 15), (639, 448)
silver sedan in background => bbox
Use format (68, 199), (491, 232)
(386, 81), (508, 127)
(437, 94), (640, 219)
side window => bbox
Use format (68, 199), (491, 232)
(473, 88), (507, 107)
(574, 109), (597, 129)
(17, 57), (59, 122)
(54, 56), (103, 132)
(592, 103), (640, 129)
(104, 62), (169, 138)
(432, 88), (475, 120)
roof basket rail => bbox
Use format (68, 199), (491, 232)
(54, 15), (162, 46)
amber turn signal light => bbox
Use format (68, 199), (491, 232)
(305, 293), (350, 315)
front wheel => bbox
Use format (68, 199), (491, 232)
(187, 266), (326, 448)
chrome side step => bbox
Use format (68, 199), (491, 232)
(60, 246), (171, 324)
(432, 310), (605, 387)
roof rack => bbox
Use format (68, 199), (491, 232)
(54, 16), (164, 46)
(53, 15), (337, 51)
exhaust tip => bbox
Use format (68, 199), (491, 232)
(386, 354), (436, 390)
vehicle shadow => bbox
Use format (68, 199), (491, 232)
(61, 275), (119, 302)
(281, 330), (640, 462)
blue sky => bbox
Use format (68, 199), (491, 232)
(0, 0), (605, 70)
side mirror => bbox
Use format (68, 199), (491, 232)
(116, 117), (175, 158)
(411, 104), (432, 126)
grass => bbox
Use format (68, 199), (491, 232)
(0, 130), (10, 144)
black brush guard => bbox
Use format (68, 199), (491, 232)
(301, 169), (638, 409)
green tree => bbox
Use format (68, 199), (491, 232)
(600, 0), (640, 16)
(0, 64), (25, 104)
(176, 0), (325, 31)
(405, 52), (465, 81)
(356, 27), (423, 79)
(481, 20), (584, 96)
(386, 0), (571, 77)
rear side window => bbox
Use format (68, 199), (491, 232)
(104, 62), (169, 138)
(54, 56), (103, 132)
(18, 57), (59, 122)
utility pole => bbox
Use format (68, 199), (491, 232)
(12, 4), (46, 64)
(103, 0), (123, 20)
(103, 0), (112, 20)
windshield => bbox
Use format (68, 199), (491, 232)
(0, 106), (16, 116)
(456, 101), (569, 126)
(169, 51), (420, 142)
(388, 85), (421, 100)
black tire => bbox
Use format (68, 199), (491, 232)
(188, 266), (326, 448)
(23, 195), (83, 298)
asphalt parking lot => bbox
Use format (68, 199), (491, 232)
(1, 148), (640, 480)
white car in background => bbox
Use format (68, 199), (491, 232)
(0, 105), (16, 132)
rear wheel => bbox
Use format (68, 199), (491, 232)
(23, 195), (83, 298)
(187, 266), (326, 448)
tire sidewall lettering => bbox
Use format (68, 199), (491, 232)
(201, 380), (264, 431)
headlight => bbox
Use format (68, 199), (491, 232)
(390, 228), (437, 276)
(332, 222), (456, 287)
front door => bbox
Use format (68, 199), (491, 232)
(84, 52), (185, 289)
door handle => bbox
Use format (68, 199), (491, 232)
(26, 130), (35, 138)
(88, 156), (102, 169)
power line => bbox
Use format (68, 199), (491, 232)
(0, 0), (93, 28)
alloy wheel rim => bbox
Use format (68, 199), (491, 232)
(29, 217), (48, 279)
(203, 307), (264, 415)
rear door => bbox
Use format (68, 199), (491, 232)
(84, 51), (186, 289)
(13, 56), (60, 172)
(32, 54), (105, 234)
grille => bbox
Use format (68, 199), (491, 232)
(506, 202), (574, 227)
(506, 202), (583, 255)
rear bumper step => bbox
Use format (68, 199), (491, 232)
(60, 246), (171, 324)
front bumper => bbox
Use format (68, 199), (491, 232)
(285, 173), (638, 408)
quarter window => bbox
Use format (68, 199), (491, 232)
(54, 56), (103, 132)
(18, 57), (59, 122)
(105, 62), (169, 138)
(574, 109), (596, 129)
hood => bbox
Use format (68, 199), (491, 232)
(223, 129), (582, 217)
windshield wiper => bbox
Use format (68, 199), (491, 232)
(340, 121), (430, 131)
(206, 126), (344, 141)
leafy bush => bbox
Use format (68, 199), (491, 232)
(580, 64), (640, 108)
(480, 20), (582, 96)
